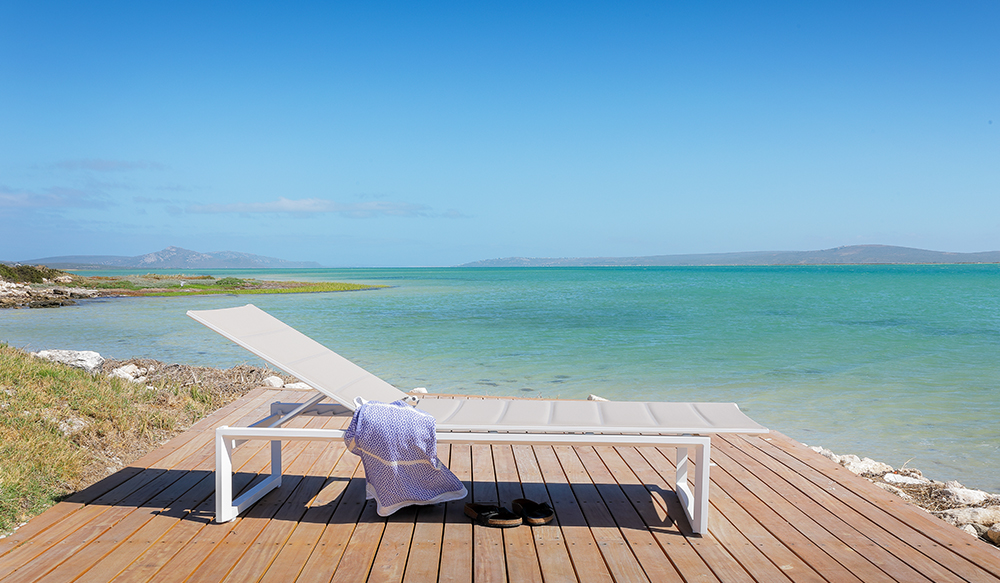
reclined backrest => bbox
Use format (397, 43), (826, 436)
(188, 304), (408, 409)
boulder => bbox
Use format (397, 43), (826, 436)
(942, 487), (996, 506)
(988, 524), (1000, 545)
(883, 473), (928, 486)
(284, 382), (311, 390)
(109, 364), (150, 383)
(32, 350), (104, 374)
(933, 506), (1000, 527)
(843, 456), (894, 476)
(587, 394), (609, 401)
(262, 375), (284, 388)
(409, 387), (428, 394)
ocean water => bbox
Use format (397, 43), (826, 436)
(2, 265), (998, 492)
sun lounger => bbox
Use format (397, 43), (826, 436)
(189, 304), (768, 534)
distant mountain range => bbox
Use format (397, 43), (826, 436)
(11, 244), (1000, 270)
(460, 245), (1000, 267)
(17, 246), (322, 269)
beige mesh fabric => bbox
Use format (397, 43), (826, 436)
(188, 304), (767, 435)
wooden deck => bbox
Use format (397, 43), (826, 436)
(2, 387), (999, 583)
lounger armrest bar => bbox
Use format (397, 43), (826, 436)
(214, 425), (712, 533)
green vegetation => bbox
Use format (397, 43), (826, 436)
(214, 277), (247, 287)
(150, 281), (379, 296)
(0, 264), (63, 283)
(1, 268), (385, 308)
(0, 344), (232, 534)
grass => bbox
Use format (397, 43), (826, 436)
(2, 265), (386, 298)
(0, 344), (232, 535)
(147, 281), (379, 296)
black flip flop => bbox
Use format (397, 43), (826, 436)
(511, 498), (554, 525)
(464, 503), (522, 527)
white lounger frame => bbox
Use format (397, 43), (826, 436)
(216, 401), (712, 534)
(189, 304), (766, 536)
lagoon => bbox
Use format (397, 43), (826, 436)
(2, 265), (998, 491)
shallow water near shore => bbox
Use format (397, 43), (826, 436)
(2, 265), (999, 492)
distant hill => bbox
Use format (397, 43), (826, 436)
(460, 245), (1000, 267)
(18, 246), (323, 269)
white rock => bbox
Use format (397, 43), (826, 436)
(933, 506), (1000, 527)
(58, 416), (88, 436)
(942, 487), (995, 506)
(283, 382), (311, 390)
(883, 473), (928, 486)
(262, 375), (284, 388)
(409, 387), (428, 394)
(587, 394), (609, 401)
(110, 364), (142, 381)
(32, 350), (104, 374)
(944, 480), (965, 489)
(988, 524), (1000, 545)
(54, 275), (73, 283)
(843, 457), (894, 475)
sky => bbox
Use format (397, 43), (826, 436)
(1, 1), (997, 267)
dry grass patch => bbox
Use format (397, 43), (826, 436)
(0, 344), (294, 535)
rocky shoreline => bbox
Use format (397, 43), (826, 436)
(807, 446), (1000, 546)
(0, 279), (107, 308)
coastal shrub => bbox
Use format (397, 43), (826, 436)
(0, 264), (63, 284)
(214, 277), (247, 288)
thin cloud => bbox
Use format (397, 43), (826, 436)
(187, 197), (432, 218)
(55, 159), (165, 172)
(0, 185), (106, 209)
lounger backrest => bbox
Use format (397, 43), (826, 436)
(188, 304), (408, 409)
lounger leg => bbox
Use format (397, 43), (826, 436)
(215, 427), (285, 523)
(692, 440), (710, 535)
(215, 427), (235, 523)
(673, 439), (710, 535)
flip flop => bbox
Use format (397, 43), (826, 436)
(511, 498), (555, 526)
(464, 503), (522, 528)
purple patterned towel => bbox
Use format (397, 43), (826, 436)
(344, 398), (467, 516)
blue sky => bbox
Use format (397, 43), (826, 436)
(1, 1), (997, 266)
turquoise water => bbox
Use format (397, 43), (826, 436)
(2, 265), (999, 491)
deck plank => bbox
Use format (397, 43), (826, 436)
(575, 446), (689, 583)
(438, 444), (473, 583)
(758, 432), (1000, 582)
(627, 446), (825, 583)
(470, 444), (506, 583)
(720, 434), (969, 583)
(400, 445), (449, 583)
(221, 420), (349, 583)
(510, 444), (578, 583)
(492, 444), (544, 583)
(552, 445), (652, 583)
(711, 442), (893, 582)
(257, 415), (359, 583)
(533, 445), (615, 583)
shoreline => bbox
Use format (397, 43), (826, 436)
(805, 445), (1000, 545)
(0, 268), (385, 309)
